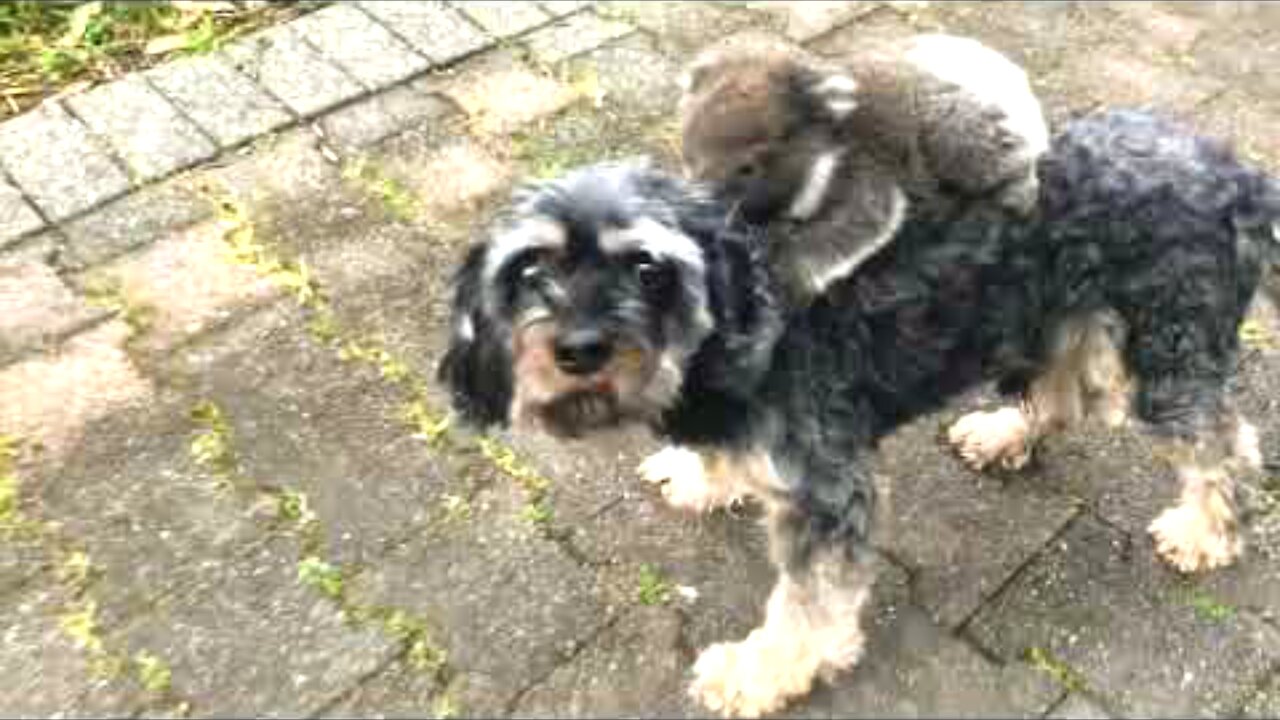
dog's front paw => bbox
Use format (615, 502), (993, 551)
(638, 446), (737, 513)
(947, 407), (1032, 471)
(1149, 503), (1243, 573)
(690, 635), (816, 719)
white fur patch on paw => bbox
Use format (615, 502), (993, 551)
(947, 407), (1032, 471)
(1149, 503), (1243, 573)
(1235, 419), (1264, 471)
(638, 446), (734, 513)
(690, 636), (815, 719)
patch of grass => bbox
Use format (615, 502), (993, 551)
(214, 197), (321, 307)
(636, 563), (673, 606)
(135, 650), (173, 693)
(60, 599), (105, 654)
(0, 1), (321, 120)
(297, 556), (344, 601)
(1023, 646), (1087, 693)
(519, 499), (554, 528)
(477, 436), (560, 533)
(402, 399), (452, 447)
(510, 126), (601, 180)
(1175, 585), (1237, 623)
(275, 488), (316, 527)
(82, 275), (156, 346)
(58, 550), (98, 590)
(341, 157), (420, 222)
(477, 437), (551, 496)
(189, 399), (238, 486)
(440, 494), (472, 523)
(1240, 319), (1276, 350)
(0, 435), (45, 539)
(0, 434), (21, 533)
(349, 605), (449, 678)
(337, 339), (414, 384)
(432, 691), (461, 720)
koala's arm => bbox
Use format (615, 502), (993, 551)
(768, 162), (906, 303)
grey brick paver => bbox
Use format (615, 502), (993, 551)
(288, 4), (432, 89)
(0, 176), (43, 246)
(0, 101), (131, 222)
(220, 22), (366, 118)
(145, 53), (292, 148)
(59, 176), (216, 271)
(318, 80), (458, 153)
(522, 11), (634, 65)
(67, 74), (218, 183)
(1, 238), (106, 367)
(356, 1), (491, 65)
(538, 0), (592, 17)
(455, 1), (552, 38)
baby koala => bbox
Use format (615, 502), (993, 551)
(679, 32), (1050, 303)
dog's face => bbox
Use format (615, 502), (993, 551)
(678, 35), (858, 223)
(438, 163), (717, 439)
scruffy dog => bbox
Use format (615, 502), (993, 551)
(437, 109), (1280, 717)
(679, 31), (1049, 303)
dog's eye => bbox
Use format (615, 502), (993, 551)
(515, 254), (550, 288)
(733, 161), (760, 179)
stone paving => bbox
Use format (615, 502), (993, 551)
(2, 1), (1279, 718)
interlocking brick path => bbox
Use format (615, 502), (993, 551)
(2, 2), (1279, 717)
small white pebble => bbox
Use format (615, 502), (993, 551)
(676, 585), (699, 602)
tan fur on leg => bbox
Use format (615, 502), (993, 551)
(948, 310), (1131, 471)
(1233, 417), (1264, 471)
(690, 550), (873, 718)
(638, 446), (778, 512)
(1149, 461), (1243, 573)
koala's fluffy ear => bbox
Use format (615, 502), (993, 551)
(809, 72), (860, 120)
(435, 242), (514, 429)
(789, 62), (861, 123)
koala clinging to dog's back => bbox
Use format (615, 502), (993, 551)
(679, 32), (1050, 303)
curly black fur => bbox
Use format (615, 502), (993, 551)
(438, 109), (1280, 577)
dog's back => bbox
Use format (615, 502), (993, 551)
(778, 109), (1280, 438)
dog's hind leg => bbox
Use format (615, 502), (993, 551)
(948, 309), (1132, 471)
(1120, 279), (1262, 573)
(688, 455), (876, 717)
(1145, 409), (1257, 573)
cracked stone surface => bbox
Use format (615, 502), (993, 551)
(66, 74), (218, 183)
(109, 535), (396, 717)
(0, 175), (44, 246)
(355, 1), (490, 65)
(0, 101), (131, 221)
(288, 4), (432, 90)
(0, 238), (105, 367)
(967, 516), (1280, 718)
(144, 53), (293, 149)
(2, 2), (1279, 718)
(346, 481), (613, 717)
(0, 579), (147, 718)
(220, 22), (366, 119)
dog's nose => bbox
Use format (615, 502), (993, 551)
(554, 329), (613, 375)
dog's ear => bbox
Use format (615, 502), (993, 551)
(673, 196), (784, 397)
(436, 242), (514, 428)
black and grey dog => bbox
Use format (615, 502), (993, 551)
(437, 109), (1280, 718)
